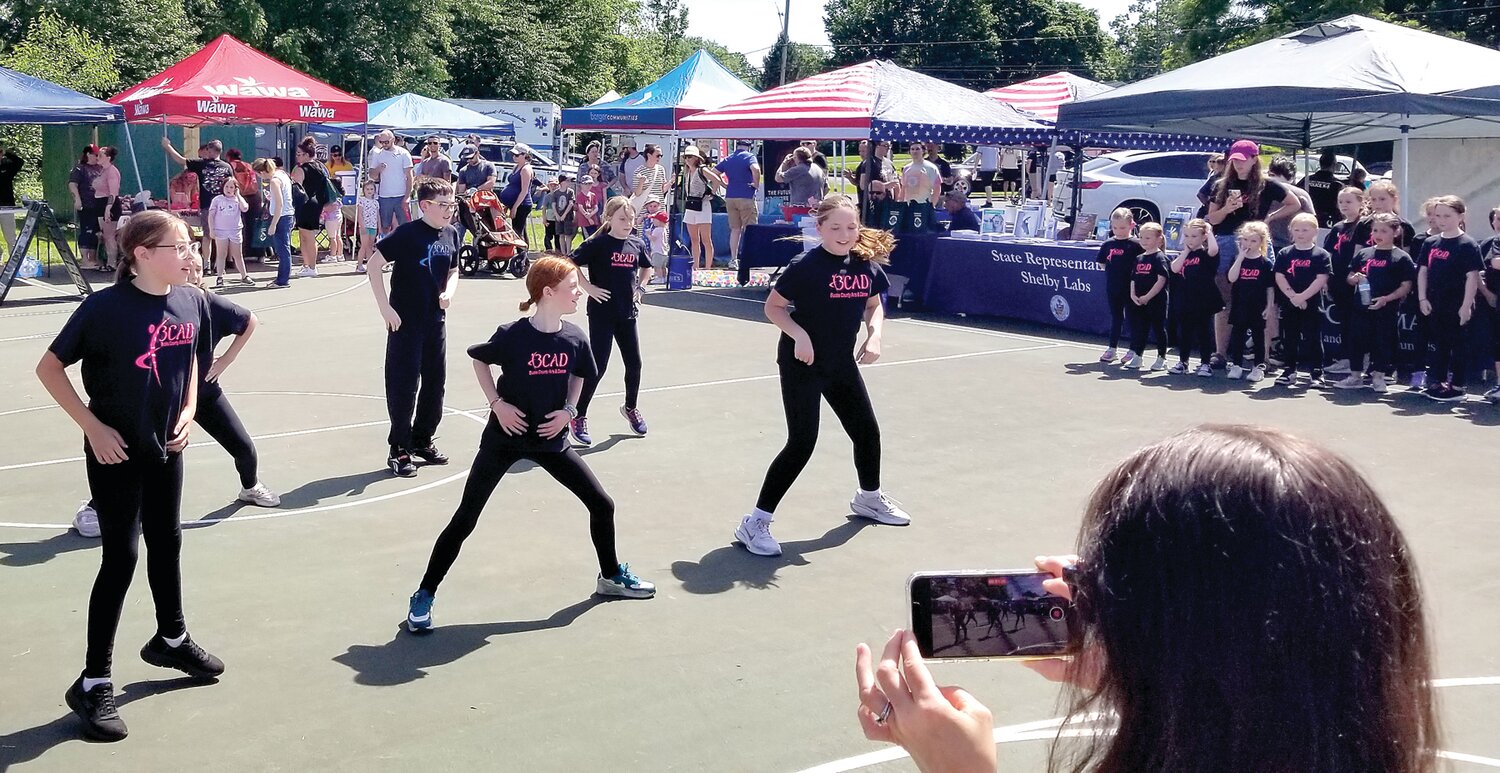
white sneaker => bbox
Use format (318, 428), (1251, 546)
(1194, 364), (1214, 378)
(1247, 365), (1266, 382)
(1227, 364), (1245, 380)
(1167, 361), (1188, 375)
(237, 483), (281, 507)
(1324, 359), (1352, 375)
(1098, 347), (1117, 363)
(297, 267), (318, 278)
(734, 515), (782, 556)
(356, 263), (367, 274)
(1121, 353), (1142, 370)
(1371, 374), (1389, 394)
(1483, 384), (1500, 404)
(1331, 374), (1366, 390)
(1149, 356), (1167, 372)
(851, 490), (911, 526)
(72, 501), (100, 538)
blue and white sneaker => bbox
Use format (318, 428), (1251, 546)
(570, 417), (592, 447)
(619, 405), (648, 436)
(597, 564), (656, 599)
(407, 589), (434, 633)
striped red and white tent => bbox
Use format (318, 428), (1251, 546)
(679, 60), (1050, 144)
(985, 72), (1113, 122)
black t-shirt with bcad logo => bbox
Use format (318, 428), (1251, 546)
(1350, 247), (1417, 300)
(1131, 250), (1170, 302)
(1175, 246), (1224, 315)
(570, 233), (652, 320)
(1419, 234), (1484, 309)
(49, 282), (211, 461)
(1230, 256), (1275, 322)
(773, 246), (889, 369)
(466, 318), (598, 452)
(1095, 237), (1144, 291)
(1274, 245), (1332, 298)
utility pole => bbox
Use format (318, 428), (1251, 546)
(778, 0), (792, 85)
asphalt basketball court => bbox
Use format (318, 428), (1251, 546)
(0, 261), (1495, 771)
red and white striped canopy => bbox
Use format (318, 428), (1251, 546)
(680, 60), (1049, 143)
(984, 72), (1113, 122)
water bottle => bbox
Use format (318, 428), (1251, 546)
(1358, 278), (1372, 307)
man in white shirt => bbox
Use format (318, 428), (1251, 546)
(617, 137), (645, 199)
(1000, 146), (1023, 199)
(977, 146), (999, 206)
(368, 129), (414, 231)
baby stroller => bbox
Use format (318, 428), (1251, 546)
(456, 190), (529, 277)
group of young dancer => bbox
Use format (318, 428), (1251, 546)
(36, 183), (907, 741)
(1096, 180), (1499, 403)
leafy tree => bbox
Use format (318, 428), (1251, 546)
(1174, 0), (1381, 61)
(0, 11), (121, 197)
(259, 0), (454, 99)
(14, 0), (195, 84)
(760, 31), (828, 88)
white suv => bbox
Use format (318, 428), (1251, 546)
(1051, 150), (1215, 226)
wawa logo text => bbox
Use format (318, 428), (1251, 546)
(202, 76), (311, 99)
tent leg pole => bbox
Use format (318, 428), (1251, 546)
(1399, 122), (1411, 221)
(163, 119), (171, 209)
(121, 122), (144, 195)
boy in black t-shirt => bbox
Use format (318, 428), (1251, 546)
(1333, 214), (1415, 394)
(1417, 196), (1484, 401)
(368, 179), (461, 475)
(1095, 208), (1144, 363)
(1273, 213), (1331, 385)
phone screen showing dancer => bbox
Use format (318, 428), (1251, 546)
(908, 571), (1080, 660)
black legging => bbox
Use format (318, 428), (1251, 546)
(1127, 300), (1167, 358)
(419, 436), (619, 590)
(510, 202), (533, 247)
(1426, 307), (1471, 387)
(196, 387), (257, 489)
(1229, 316), (1267, 367)
(756, 360), (881, 513)
(1175, 309), (1216, 365)
(385, 320), (446, 449)
(84, 449), (185, 678)
(1106, 286), (1128, 349)
(1279, 303), (1323, 372)
(577, 312), (641, 417)
(1349, 305), (1400, 374)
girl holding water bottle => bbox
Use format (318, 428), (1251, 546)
(1332, 214), (1415, 394)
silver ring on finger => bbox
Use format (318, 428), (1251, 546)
(875, 701), (893, 725)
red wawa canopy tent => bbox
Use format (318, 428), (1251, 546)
(109, 34), (366, 124)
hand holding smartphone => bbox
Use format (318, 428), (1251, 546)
(909, 570), (1080, 661)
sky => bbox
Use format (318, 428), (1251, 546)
(682, 0), (1134, 61)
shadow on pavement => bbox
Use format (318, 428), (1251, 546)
(0, 677), (214, 767)
(332, 597), (621, 687)
(670, 517), (875, 594)
(0, 530), (96, 567)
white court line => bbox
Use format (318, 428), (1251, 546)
(0, 277), (370, 343)
(17, 277), (76, 297)
(0, 418), (392, 473)
(685, 289), (1094, 350)
(1432, 676), (1500, 688)
(0, 391), (486, 529)
(1439, 751), (1500, 767)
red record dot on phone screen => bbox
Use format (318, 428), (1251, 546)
(1050, 606), (1065, 621)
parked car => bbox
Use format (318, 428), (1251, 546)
(1051, 150), (1215, 225)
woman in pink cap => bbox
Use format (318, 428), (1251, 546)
(1205, 139), (1301, 361)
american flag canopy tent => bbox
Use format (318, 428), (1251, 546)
(678, 60), (1052, 144)
(109, 35), (365, 124)
(985, 72), (1114, 122)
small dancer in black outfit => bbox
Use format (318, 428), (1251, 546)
(36, 211), (225, 742)
(734, 194), (909, 558)
(368, 179), (461, 476)
(407, 256), (655, 633)
(569, 196), (653, 446)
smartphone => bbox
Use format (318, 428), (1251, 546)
(908, 570), (1081, 661)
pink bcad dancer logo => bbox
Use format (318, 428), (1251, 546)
(134, 319), (197, 384)
(528, 351), (570, 376)
(829, 274), (871, 298)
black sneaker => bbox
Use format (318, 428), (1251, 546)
(388, 448), (417, 477)
(1275, 368), (1295, 385)
(66, 678), (128, 741)
(409, 444), (449, 465)
(140, 634), (225, 680)
(1427, 384), (1467, 403)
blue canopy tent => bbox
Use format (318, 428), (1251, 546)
(314, 92), (514, 137)
(0, 66), (144, 194)
(560, 49), (758, 132)
(1057, 15), (1500, 215)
